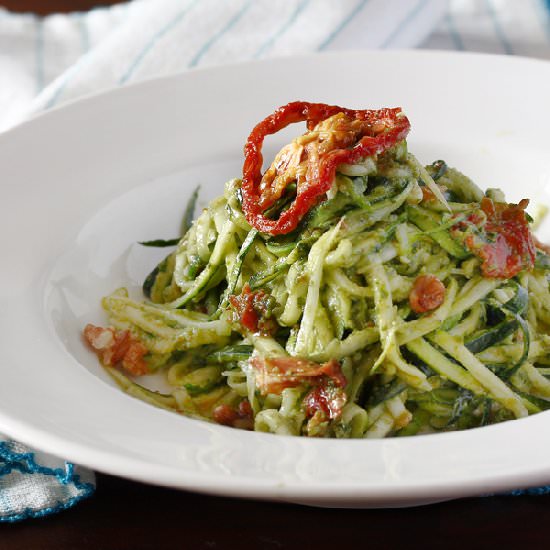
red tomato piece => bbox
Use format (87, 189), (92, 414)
(212, 404), (237, 425)
(249, 356), (346, 396)
(229, 285), (259, 332)
(229, 284), (277, 334)
(456, 198), (536, 279)
(120, 340), (149, 376)
(409, 274), (446, 314)
(83, 324), (149, 376)
(212, 400), (254, 430)
(304, 381), (347, 421)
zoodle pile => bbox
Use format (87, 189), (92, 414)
(84, 101), (550, 438)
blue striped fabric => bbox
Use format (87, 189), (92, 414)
(381, 0), (430, 48)
(34, 18), (44, 93)
(540, 0), (550, 43)
(254, 0), (310, 58)
(30, 0), (447, 111)
(484, 0), (513, 54)
(188, 0), (252, 67)
(445, 12), (465, 51)
(4, 0), (550, 120)
(77, 12), (91, 54)
(421, 0), (550, 57)
(317, 0), (370, 50)
(119, 0), (199, 84)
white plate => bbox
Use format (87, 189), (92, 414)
(2, 50), (550, 508)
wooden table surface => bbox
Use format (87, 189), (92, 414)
(1, 1), (549, 546)
(0, 0), (126, 15)
(1, 473), (549, 549)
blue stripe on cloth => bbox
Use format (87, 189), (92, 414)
(44, 2), (137, 108)
(43, 55), (91, 109)
(535, 0), (550, 43)
(188, 0), (252, 68)
(78, 13), (91, 54)
(317, 0), (370, 50)
(0, 441), (94, 523)
(35, 18), (45, 93)
(0, 487), (93, 524)
(119, 0), (200, 84)
(254, 0), (310, 58)
(485, 0), (513, 54)
(445, 11), (465, 51)
(381, 0), (429, 48)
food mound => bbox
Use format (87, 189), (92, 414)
(84, 101), (550, 438)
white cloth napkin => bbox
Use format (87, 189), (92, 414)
(0, 440), (95, 522)
(424, 0), (550, 58)
(3, 0), (550, 133)
(0, 0), (448, 130)
(1, 0), (549, 522)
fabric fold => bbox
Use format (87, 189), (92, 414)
(0, 439), (95, 522)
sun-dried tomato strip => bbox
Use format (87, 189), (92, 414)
(229, 284), (277, 334)
(249, 356), (346, 396)
(454, 198), (535, 279)
(241, 101), (410, 235)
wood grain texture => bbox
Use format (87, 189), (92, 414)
(0, 1), (125, 15)
(1, 473), (548, 549)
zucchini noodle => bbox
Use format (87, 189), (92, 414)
(83, 105), (550, 438)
